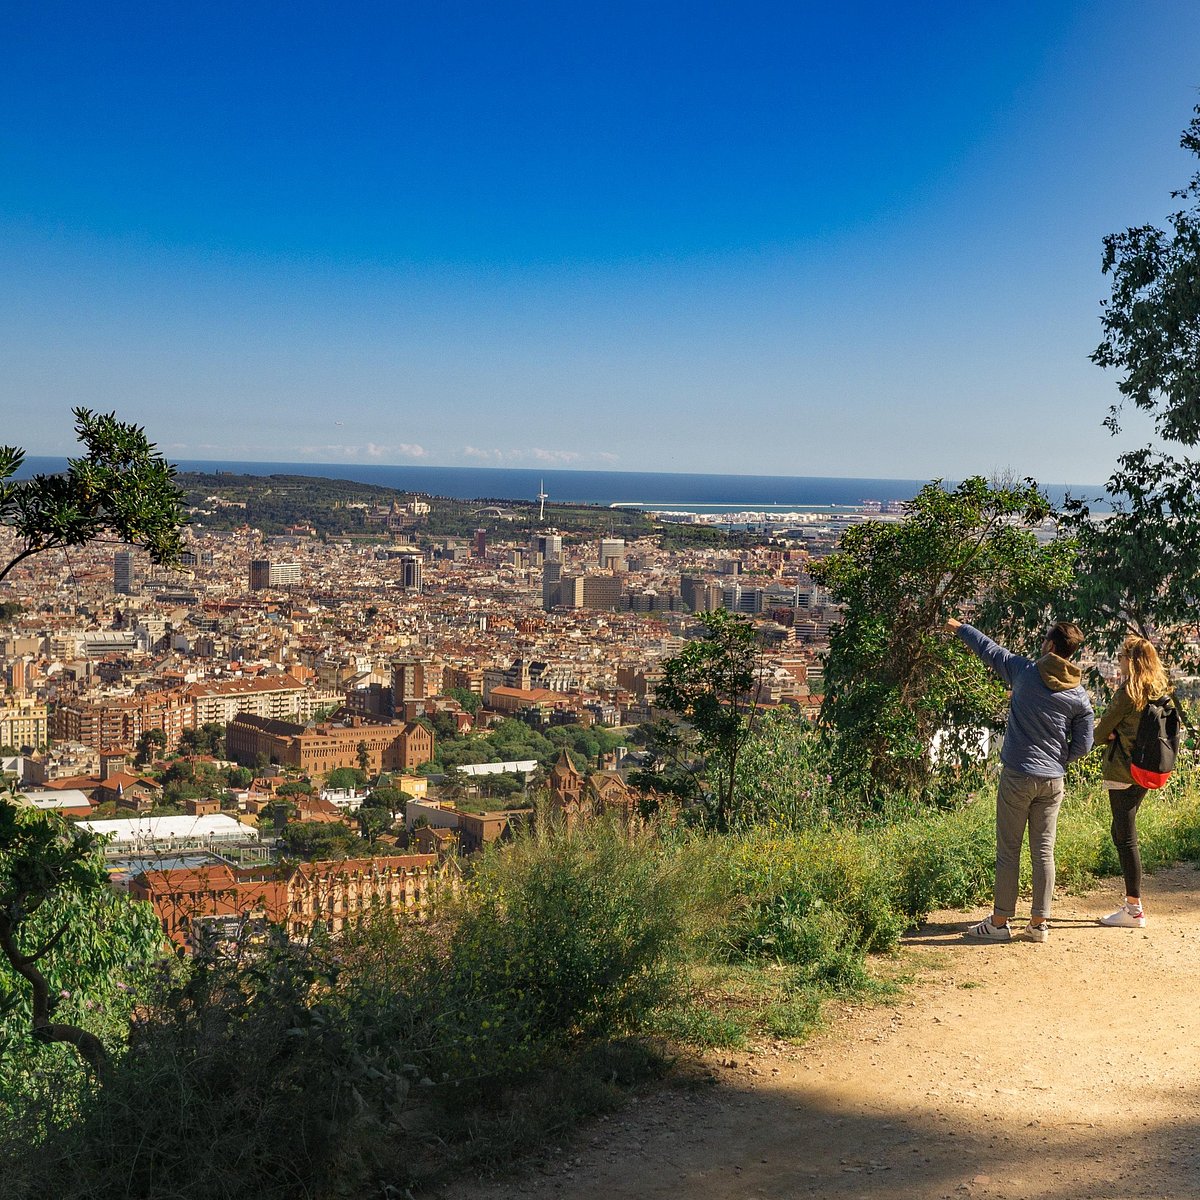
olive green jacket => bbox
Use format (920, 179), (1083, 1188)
(1094, 684), (1159, 786)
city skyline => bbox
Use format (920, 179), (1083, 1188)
(3, 2), (1198, 482)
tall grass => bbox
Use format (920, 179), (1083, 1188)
(704, 757), (1200, 975)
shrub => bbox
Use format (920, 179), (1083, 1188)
(714, 828), (907, 968)
(338, 818), (697, 1101)
(2, 819), (697, 1199)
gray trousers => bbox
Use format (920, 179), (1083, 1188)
(994, 765), (1064, 920)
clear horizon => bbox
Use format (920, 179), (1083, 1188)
(2, 2), (1195, 481)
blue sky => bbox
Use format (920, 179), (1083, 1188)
(1, 2), (1197, 481)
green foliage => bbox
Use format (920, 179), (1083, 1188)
(627, 717), (704, 807)
(1070, 107), (1200, 667)
(432, 718), (621, 776)
(177, 722), (226, 758)
(133, 728), (166, 766)
(1063, 450), (1200, 669)
(2, 821), (694, 1197)
(225, 765), (253, 789)
(447, 686), (482, 716)
(274, 779), (313, 798)
(0, 409), (185, 585)
(363, 785), (405, 818)
(0, 601), (21, 622)
(278, 820), (364, 860)
(340, 820), (695, 1101)
(4, 939), (399, 1200)
(653, 608), (762, 828)
(1093, 105), (1200, 445)
(732, 709), (846, 830)
(156, 758), (230, 806)
(0, 798), (161, 1088)
(815, 476), (1074, 803)
(428, 710), (462, 741)
(325, 765), (367, 791)
(356, 802), (393, 843)
(716, 828), (908, 967)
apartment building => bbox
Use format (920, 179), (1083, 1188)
(52, 689), (195, 752)
(186, 673), (339, 725)
(0, 698), (48, 750)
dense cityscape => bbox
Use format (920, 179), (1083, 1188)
(0, 481), (876, 951)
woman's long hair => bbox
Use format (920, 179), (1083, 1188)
(1122, 635), (1170, 710)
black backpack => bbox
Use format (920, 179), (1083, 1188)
(1129, 695), (1184, 790)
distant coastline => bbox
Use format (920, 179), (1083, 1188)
(16, 456), (1102, 511)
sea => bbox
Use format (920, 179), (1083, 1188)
(16, 457), (1100, 516)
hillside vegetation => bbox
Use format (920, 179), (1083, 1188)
(5, 718), (1200, 1197)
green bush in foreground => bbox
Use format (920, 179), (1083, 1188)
(1, 819), (694, 1199)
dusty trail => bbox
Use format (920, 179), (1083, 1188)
(443, 865), (1200, 1200)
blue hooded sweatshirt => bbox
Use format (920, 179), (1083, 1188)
(956, 624), (1094, 778)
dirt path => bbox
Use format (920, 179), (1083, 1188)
(442, 865), (1200, 1200)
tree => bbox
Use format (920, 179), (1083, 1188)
(1093, 106), (1200, 446)
(626, 718), (704, 808)
(279, 821), (362, 860)
(0, 409), (186, 1066)
(226, 765), (254, 789)
(652, 608), (763, 829)
(134, 728), (167, 767)
(482, 772), (523, 801)
(326, 766), (366, 792)
(356, 740), (371, 774)
(0, 408), (185, 585)
(262, 798), (298, 830)
(429, 711), (461, 742)
(275, 780), (314, 798)
(814, 477), (1075, 803)
(365, 786), (406, 820)
(1063, 450), (1200, 668)
(0, 794), (161, 1081)
(356, 798), (394, 844)
(447, 687), (482, 717)
(1066, 105), (1200, 668)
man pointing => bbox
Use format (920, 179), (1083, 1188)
(947, 618), (1094, 942)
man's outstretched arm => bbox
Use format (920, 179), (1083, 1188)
(945, 617), (1023, 686)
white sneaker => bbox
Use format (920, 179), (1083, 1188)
(1024, 921), (1050, 943)
(965, 918), (1012, 941)
(1099, 905), (1146, 928)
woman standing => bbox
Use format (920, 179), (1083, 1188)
(1093, 635), (1171, 928)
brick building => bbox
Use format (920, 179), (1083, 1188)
(51, 689), (195, 753)
(226, 713), (434, 777)
(130, 853), (442, 950)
